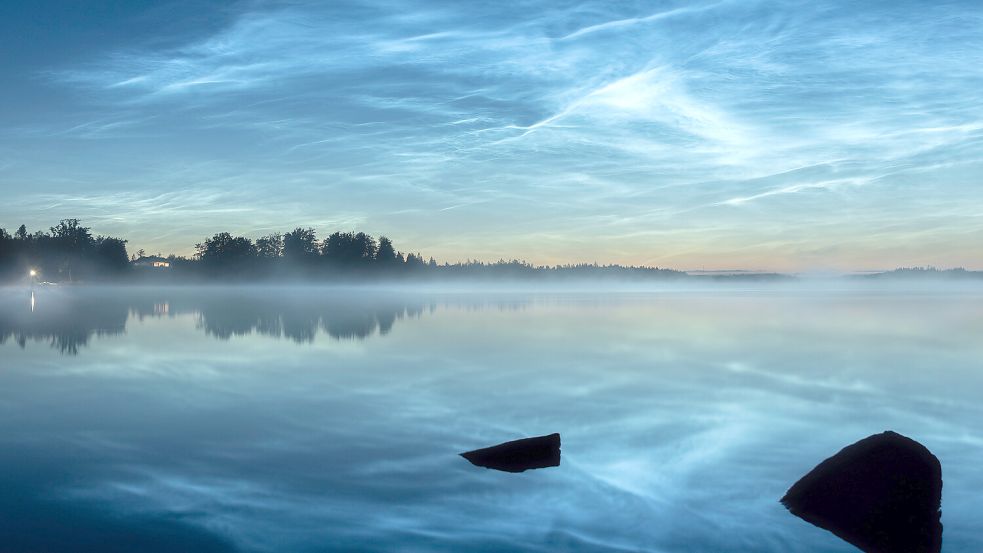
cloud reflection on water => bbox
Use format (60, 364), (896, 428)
(0, 287), (982, 551)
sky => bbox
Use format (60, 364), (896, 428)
(1, 0), (981, 272)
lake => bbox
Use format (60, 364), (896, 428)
(1, 285), (981, 552)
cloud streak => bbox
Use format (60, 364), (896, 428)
(1, 0), (982, 269)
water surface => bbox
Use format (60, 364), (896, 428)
(1, 285), (981, 552)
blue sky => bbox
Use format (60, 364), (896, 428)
(1, 0), (981, 271)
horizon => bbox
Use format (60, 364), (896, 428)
(3, 217), (980, 276)
(2, 1), (982, 271)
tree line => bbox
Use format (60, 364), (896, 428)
(859, 267), (983, 279)
(190, 228), (438, 277)
(1, 219), (694, 283)
(0, 219), (129, 282)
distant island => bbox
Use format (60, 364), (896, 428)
(0, 219), (977, 284)
(855, 267), (983, 280)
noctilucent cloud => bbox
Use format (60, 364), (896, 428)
(1, 0), (981, 271)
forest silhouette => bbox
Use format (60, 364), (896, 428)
(0, 219), (698, 283)
(0, 220), (129, 283)
(4, 219), (974, 284)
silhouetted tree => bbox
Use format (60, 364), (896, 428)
(355, 232), (377, 262)
(93, 237), (129, 275)
(376, 236), (397, 265)
(256, 233), (284, 259)
(322, 231), (376, 268)
(48, 219), (95, 281)
(322, 232), (346, 262)
(196, 232), (256, 275)
(50, 219), (91, 249)
(0, 220), (130, 282)
(405, 252), (426, 270)
(283, 227), (318, 262)
(0, 229), (11, 279)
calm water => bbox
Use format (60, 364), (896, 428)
(1, 285), (981, 552)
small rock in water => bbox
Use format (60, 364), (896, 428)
(460, 433), (561, 473)
(781, 430), (942, 553)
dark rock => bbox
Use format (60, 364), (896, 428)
(460, 433), (561, 473)
(781, 431), (942, 553)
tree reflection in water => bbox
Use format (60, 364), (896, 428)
(0, 288), (128, 354)
(0, 287), (499, 354)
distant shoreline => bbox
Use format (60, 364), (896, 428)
(2, 219), (980, 285)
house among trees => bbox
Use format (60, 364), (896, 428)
(133, 255), (171, 269)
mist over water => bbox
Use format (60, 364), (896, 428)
(1, 284), (981, 552)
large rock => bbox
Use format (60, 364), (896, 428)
(460, 433), (561, 473)
(781, 431), (942, 553)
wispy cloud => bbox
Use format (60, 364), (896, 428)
(718, 178), (871, 206)
(2, 0), (982, 268)
(559, 2), (724, 41)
